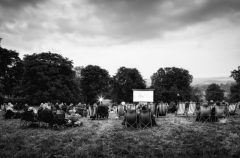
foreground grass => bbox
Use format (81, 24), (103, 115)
(0, 110), (240, 158)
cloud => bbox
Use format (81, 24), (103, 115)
(86, 0), (240, 42)
(0, 0), (239, 79)
(0, 0), (240, 47)
(0, 0), (45, 9)
(0, 0), (48, 34)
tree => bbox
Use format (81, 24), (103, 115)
(22, 52), (80, 105)
(151, 67), (193, 103)
(0, 82), (3, 104)
(205, 84), (224, 102)
(229, 66), (240, 102)
(231, 66), (240, 84)
(74, 66), (84, 101)
(229, 84), (240, 103)
(80, 65), (111, 104)
(0, 47), (24, 97)
(190, 87), (202, 102)
(112, 67), (146, 103)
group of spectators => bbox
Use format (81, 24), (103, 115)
(195, 100), (239, 122)
(0, 102), (89, 127)
(116, 100), (239, 125)
(115, 102), (157, 127)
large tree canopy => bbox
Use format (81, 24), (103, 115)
(231, 66), (240, 84)
(229, 84), (240, 103)
(80, 65), (111, 104)
(112, 67), (146, 103)
(22, 52), (80, 105)
(205, 83), (224, 102)
(74, 66), (84, 102)
(151, 67), (193, 103)
(190, 87), (202, 102)
(230, 66), (240, 102)
(0, 47), (24, 97)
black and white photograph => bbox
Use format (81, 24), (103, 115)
(0, 0), (240, 157)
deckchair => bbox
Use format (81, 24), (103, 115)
(139, 109), (152, 128)
(187, 102), (196, 116)
(228, 104), (237, 115)
(117, 105), (125, 118)
(124, 109), (138, 129)
(89, 105), (97, 119)
(156, 103), (168, 117)
(198, 106), (212, 122)
(215, 105), (226, 119)
(88, 106), (93, 117)
(176, 102), (186, 116)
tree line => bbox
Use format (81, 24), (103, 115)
(0, 47), (239, 105)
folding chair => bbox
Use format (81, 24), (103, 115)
(89, 105), (97, 119)
(54, 110), (66, 126)
(228, 104), (237, 115)
(215, 105), (227, 119)
(139, 109), (152, 128)
(20, 109), (37, 127)
(187, 102), (196, 116)
(117, 105), (125, 118)
(198, 106), (212, 122)
(156, 103), (168, 117)
(88, 106), (93, 117)
(176, 102), (186, 116)
(124, 109), (138, 129)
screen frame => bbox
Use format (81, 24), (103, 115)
(132, 89), (154, 103)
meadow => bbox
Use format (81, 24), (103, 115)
(0, 110), (240, 158)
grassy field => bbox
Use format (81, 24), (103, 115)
(1, 110), (240, 158)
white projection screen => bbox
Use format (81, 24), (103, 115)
(133, 89), (154, 102)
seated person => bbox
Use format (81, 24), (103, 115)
(122, 105), (157, 127)
(196, 103), (210, 122)
(215, 102), (226, 119)
(185, 102), (190, 114)
(211, 102), (219, 122)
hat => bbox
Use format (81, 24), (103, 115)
(121, 102), (125, 106)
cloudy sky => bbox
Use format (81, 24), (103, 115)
(0, 0), (240, 79)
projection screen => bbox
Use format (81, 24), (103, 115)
(133, 89), (154, 102)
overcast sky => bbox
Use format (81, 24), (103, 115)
(0, 0), (240, 79)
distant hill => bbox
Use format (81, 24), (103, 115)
(192, 77), (235, 98)
(145, 77), (235, 88)
(192, 77), (235, 86)
(145, 77), (235, 98)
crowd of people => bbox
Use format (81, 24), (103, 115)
(0, 100), (239, 129)
(195, 100), (239, 122)
(115, 100), (240, 126)
(0, 102), (89, 127)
